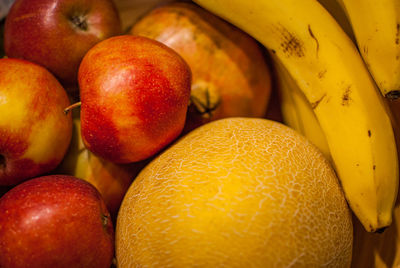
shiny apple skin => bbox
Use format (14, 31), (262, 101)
(78, 35), (192, 163)
(4, 0), (122, 86)
(56, 115), (148, 220)
(0, 58), (72, 185)
(0, 175), (114, 268)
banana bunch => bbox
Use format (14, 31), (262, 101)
(274, 56), (331, 163)
(333, 0), (400, 99)
(317, 0), (356, 42)
(193, 0), (399, 232)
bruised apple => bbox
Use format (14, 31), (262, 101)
(4, 0), (122, 87)
(0, 175), (114, 268)
(78, 35), (191, 163)
(0, 58), (72, 185)
(130, 2), (272, 131)
(57, 113), (147, 219)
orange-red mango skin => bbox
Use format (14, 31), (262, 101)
(0, 58), (72, 185)
(130, 2), (272, 131)
(79, 35), (191, 163)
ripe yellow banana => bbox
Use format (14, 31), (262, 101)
(316, 0), (356, 42)
(275, 60), (301, 132)
(275, 57), (332, 162)
(335, 0), (400, 99)
(194, 0), (399, 232)
(278, 70), (302, 133)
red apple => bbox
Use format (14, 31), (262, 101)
(0, 58), (72, 185)
(78, 35), (192, 163)
(0, 175), (114, 268)
(56, 114), (148, 219)
(4, 0), (122, 87)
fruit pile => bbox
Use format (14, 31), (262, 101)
(0, 0), (399, 267)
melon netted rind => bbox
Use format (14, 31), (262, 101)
(116, 117), (353, 268)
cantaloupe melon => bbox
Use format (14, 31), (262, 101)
(116, 117), (353, 267)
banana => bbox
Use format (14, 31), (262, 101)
(334, 0), (400, 99)
(194, 0), (399, 232)
(275, 57), (332, 162)
(276, 63), (302, 133)
(316, 0), (356, 43)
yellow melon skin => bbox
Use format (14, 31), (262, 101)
(116, 117), (353, 267)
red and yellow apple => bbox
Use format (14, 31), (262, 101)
(78, 35), (192, 163)
(0, 175), (114, 268)
(4, 0), (122, 87)
(57, 113), (148, 219)
(0, 58), (72, 185)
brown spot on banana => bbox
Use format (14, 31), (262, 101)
(308, 25), (319, 58)
(318, 69), (327, 79)
(311, 93), (326, 109)
(274, 23), (305, 57)
(342, 86), (352, 106)
(396, 23), (400, 45)
(363, 45), (368, 56)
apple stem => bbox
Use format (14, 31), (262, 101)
(64, 102), (81, 115)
